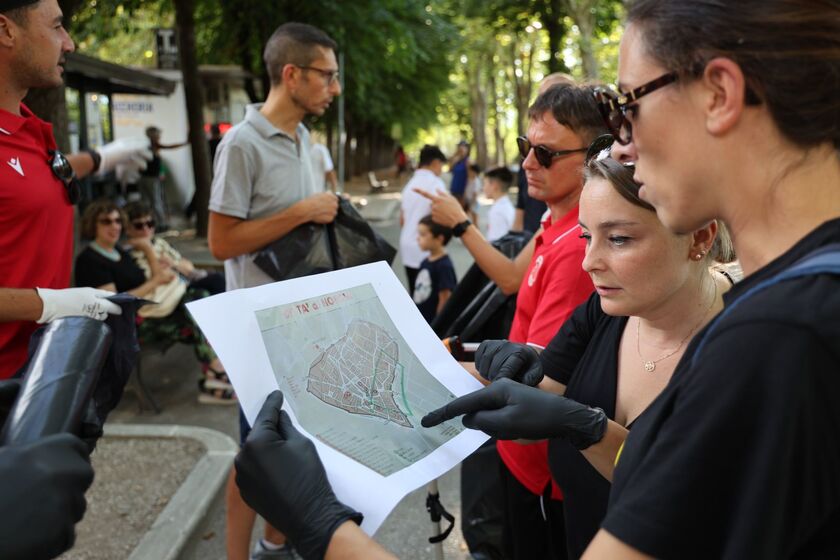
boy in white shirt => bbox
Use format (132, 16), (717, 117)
(483, 166), (515, 242)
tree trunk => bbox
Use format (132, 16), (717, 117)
(174, 0), (213, 237)
(509, 39), (531, 138)
(564, 0), (599, 79)
(488, 70), (505, 167)
(23, 87), (70, 151)
(539, 0), (569, 74)
(467, 58), (488, 169)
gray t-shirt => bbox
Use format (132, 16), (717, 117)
(209, 103), (317, 289)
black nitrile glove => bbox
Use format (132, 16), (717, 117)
(0, 433), (94, 560)
(0, 379), (21, 429)
(421, 378), (607, 449)
(235, 391), (363, 560)
(475, 340), (543, 386)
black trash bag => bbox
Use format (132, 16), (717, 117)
(460, 439), (507, 560)
(431, 230), (532, 340)
(253, 196), (397, 282)
(7, 294), (147, 449)
(1, 317), (111, 445)
(253, 222), (334, 281)
(330, 197), (397, 269)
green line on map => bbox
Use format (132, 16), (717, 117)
(398, 362), (413, 416)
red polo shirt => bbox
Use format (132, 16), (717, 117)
(498, 206), (594, 497)
(0, 104), (74, 378)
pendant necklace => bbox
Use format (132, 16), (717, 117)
(636, 280), (717, 372)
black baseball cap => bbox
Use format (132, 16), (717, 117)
(0, 0), (39, 11)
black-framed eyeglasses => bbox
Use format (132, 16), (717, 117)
(516, 136), (588, 169)
(296, 65), (340, 85)
(594, 72), (678, 145)
(131, 219), (156, 229)
(49, 150), (80, 205)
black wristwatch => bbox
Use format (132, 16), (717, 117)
(452, 219), (472, 238)
(83, 149), (102, 173)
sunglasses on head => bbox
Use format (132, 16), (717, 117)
(594, 72), (678, 145)
(516, 136), (588, 169)
(49, 150), (81, 205)
(98, 217), (122, 226)
(131, 219), (156, 229)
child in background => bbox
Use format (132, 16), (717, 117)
(483, 166), (515, 242)
(465, 163), (482, 228)
(413, 215), (457, 323)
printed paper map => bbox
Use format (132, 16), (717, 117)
(255, 283), (463, 476)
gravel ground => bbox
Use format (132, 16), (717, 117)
(59, 436), (206, 560)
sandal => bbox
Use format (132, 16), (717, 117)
(202, 364), (232, 390)
(197, 379), (237, 405)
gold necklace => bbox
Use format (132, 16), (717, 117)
(636, 280), (717, 372)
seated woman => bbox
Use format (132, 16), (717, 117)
(442, 155), (738, 559)
(74, 198), (235, 405)
(123, 200), (225, 296)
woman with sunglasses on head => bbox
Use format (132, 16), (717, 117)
(75, 199), (236, 405)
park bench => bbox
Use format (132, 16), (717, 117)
(368, 171), (389, 193)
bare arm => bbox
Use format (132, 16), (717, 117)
(324, 522), (397, 560)
(513, 208), (525, 232)
(0, 289), (42, 322)
(66, 152), (96, 180)
(436, 289), (451, 314)
(415, 189), (535, 294)
(208, 193), (338, 260)
(325, 170), (338, 193)
(582, 530), (653, 560)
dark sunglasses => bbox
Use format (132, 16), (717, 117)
(131, 219), (156, 229)
(584, 134), (616, 166)
(49, 150), (81, 205)
(516, 136), (588, 169)
(98, 217), (122, 226)
(594, 72), (678, 145)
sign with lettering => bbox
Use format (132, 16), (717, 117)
(155, 28), (179, 70)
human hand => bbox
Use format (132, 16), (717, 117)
(421, 378), (607, 448)
(235, 391), (363, 560)
(126, 237), (154, 252)
(0, 433), (94, 560)
(413, 188), (468, 228)
(36, 287), (122, 323)
(96, 137), (153, 175)
(475, 340), (543, 386)
(158, 255), (174, 268)
(302, 192), (339, 224)
(152, 268), (176, 286)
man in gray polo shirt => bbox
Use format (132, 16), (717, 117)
(208, 22), (341, 560)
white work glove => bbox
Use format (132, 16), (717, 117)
(35, 288), (122, 324)
(96, 137), (153, 176)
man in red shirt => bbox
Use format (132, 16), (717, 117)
(418, 82), (608, 559)
(0, 0), (147, 379)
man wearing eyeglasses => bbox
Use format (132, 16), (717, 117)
(415, 82), (608, 559)
(207, 21), (342, 560)
(0, 0), (153, 381)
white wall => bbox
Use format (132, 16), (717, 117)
(112, 70), (195, 210)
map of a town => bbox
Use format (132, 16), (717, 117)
(255, 283), (463, 476)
